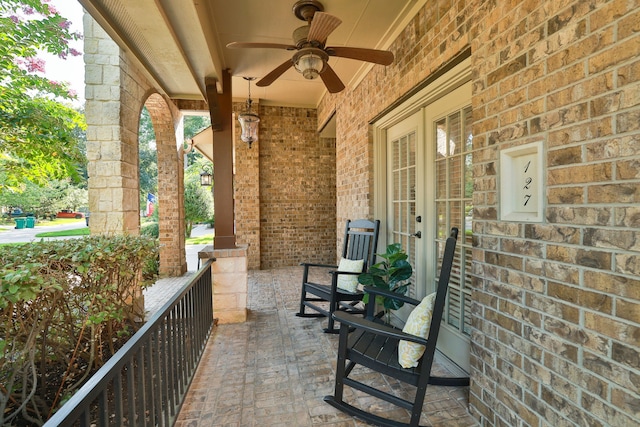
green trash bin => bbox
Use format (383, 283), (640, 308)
(14, 218), (26, 229)
(25, 216), (35, 228)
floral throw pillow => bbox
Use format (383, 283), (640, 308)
(336, 257), (365, 292)
(398, 292), (437, 368)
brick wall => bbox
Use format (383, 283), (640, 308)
(317, 0), (471, 242)
(234, 101), (261, 269)
(252, 105), (337, 269)
(146, 94), (187, 276)
(317, 0), (639, 426)
(470, 2), (640, 426)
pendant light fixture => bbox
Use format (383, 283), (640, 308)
(237, 77), (260, 148)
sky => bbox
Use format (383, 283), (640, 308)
(43, 0), (85, 105)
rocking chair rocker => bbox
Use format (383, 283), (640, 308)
(324, 228), (469, 426)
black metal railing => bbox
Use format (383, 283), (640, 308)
(44, 261), (215, 427)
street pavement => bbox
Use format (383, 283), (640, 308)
(186, 224), (214, 271)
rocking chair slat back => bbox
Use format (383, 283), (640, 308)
(343, 219), (379, 269)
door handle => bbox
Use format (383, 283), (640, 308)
(411, 231), (422, 238)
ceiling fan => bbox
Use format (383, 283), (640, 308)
(226, 0), (394, 93)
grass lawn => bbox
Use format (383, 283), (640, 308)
(39, 218), (86, 227)
(186, 233), (214, 245)
(35, 227), (90, 238)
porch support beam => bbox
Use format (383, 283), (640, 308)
(207, 71), (236, 249)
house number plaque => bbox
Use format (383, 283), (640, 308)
(500, 141), (544, 222)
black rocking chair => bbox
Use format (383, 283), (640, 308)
(296, 219), (380, 333)
(324, 228), (469, 427)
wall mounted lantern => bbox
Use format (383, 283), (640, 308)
(200, 165), (213, 187)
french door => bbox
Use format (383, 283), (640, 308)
(383, 81), (472, 371)
(426, 83), (473, 371)
(386, 112), (423, 300)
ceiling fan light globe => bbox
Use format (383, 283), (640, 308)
(302, 68), (320, 79)
(294, 52), (324, 80)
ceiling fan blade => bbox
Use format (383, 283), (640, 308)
(227, 42), (296, 51)
(319, 63), (345, 93)
(326, 46), (394, 65)
(256, 60), (294, 87)
(307, 12), (342, 45)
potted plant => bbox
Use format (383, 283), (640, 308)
(358, 243), (413, 323)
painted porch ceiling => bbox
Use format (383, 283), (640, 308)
(78, 0), (424, 108)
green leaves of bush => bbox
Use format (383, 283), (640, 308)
(0, 235), (159, 425)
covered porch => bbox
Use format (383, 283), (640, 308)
(75, 0), (640, 425)
(147, 267), (474, 427)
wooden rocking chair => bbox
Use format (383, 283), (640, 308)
(324, 228), (469, 426)
(296, 219), (380, 333)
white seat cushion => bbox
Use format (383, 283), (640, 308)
(398, 292), (437, 368)
(336, 257), (365, 292)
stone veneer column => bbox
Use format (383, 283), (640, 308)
(84, 15), (139, 234)
(84, 14), (187, 276)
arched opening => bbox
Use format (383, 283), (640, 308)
(143, 93), (186, 276)
(138, 106), (158, 236)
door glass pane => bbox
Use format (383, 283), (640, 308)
(390, 130), (417, 297)
(436, 201), (447, 239)
(448, 111), (461, 156)
(464, 106), (473, 152)
(436, 158), (446, 200)
(436, 118), (447, 157)
(464, 201), (473, 236)
(449, 157), (462, 198)
(464, 153), (473, 198)
(433, 106), (473, 337)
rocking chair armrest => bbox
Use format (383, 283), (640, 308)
(332, 311), (428, 346)
(300, 262), (339, 269)
(362, 286), (422, 307)
(328, 270), (360, 276)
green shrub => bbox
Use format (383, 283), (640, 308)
(0, 235), (158, 425)
(141, 220), (159, 238)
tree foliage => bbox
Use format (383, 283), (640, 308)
(0, 0), (85, 190)
(138, 107), (158, 206)
(183, 114), (210, 166)
(0, 179), (87, 218)
(138, 110), (211, 204)
(184, 159), (213, 237)
(138, 110), (212, 230)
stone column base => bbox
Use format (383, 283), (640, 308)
(204, 245), (248, 324)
